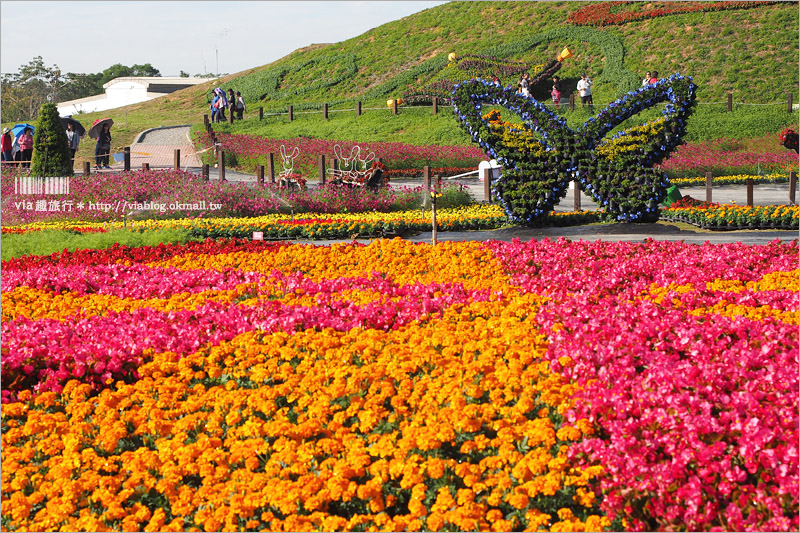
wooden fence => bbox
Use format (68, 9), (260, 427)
(202, 90), (797, 125)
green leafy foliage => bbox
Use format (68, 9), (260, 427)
(31, 103), (73, 177)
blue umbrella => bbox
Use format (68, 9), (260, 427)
(11, 123), (35, 138)
(214, 88), (228, 106)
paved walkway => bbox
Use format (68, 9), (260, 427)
(91, 125), (202, 172)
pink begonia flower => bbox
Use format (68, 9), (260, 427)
(2, 270), (494, 397)
(484, 238), (798, 531)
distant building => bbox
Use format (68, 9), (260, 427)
(57, 76), (214, 116)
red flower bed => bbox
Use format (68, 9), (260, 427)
(277, 218), (346, 226)
(567, 1), (777, 26)
(668, 196), (718, 209)
(1, 226), (109, 235)
(2, 239), (291, 271)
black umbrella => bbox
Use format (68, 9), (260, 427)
(60, 116), (86, 136)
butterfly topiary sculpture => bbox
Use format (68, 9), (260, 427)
(452, 73), (697, 224)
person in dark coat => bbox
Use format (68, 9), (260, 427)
(95, 123), (112, 169)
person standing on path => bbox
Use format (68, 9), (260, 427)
(227, 89), (236, 123)
(236, 91), (245, 120)
(551, 75), (562, 110)
(216, 89), (227, 122)
(66, 122), (80, 165)
(577, 73), (593, 108)
(18, 128), (33, 168)
(1, 128), (12, 163)
(95, 123), (112, 169)
(210, 91), (220, 123)
(520, 73), (531, 97)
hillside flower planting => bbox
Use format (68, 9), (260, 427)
(402, 53), (562, 105)
(657, 139), (798, 178)
(1, 237), (797, 531)
(566, 1), (778, 26)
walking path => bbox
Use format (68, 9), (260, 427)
(99, 125), (202, 171)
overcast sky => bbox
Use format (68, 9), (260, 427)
(1, 1), (448, 77)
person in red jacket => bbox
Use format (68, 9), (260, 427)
(1, 128), (12, 164)
(18, 128), (33, 168)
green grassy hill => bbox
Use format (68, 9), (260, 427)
(10, 0), (797, 163)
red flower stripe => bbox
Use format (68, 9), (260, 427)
(567, 1), (778, 27)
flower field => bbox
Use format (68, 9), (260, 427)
(0, 169), (440, 226)
(657, 140), (798, 179)
(662, 198), (798, 230)
(1, 206), (608, 242)
(2, 237), (797, 531)
(668, 173), (790, 187)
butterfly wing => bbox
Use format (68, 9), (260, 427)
(451, 79), (575, 224)
(574, 74), (697, 221)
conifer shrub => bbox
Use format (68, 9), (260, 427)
(31, 103), (73, 177)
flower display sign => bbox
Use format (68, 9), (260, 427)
(451, 73), (697, 224)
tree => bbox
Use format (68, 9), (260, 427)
(99, 64), (134, 85)
(0, 56), (63, 121)
(60, 72), (103, 101)
(180, 70), (190, 78)
(99, 63), (161, 86)
(31, 103), (73, 177)
(131, 63), (161, 77)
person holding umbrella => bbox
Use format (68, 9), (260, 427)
(89, 118), (113, 169)
(214, 88), (227, 122)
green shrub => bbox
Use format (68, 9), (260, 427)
(30, 103), (73, 177)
